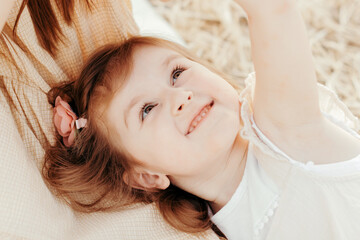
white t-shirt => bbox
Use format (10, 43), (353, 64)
(211, 73), (360, 240)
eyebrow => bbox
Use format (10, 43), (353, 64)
(162, 53), (182, 68)
(124, 53), (183, 128)
(124, 94), (143, 128)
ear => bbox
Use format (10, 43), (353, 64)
(123, 170), (170, 191)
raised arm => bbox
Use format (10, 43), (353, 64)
(236, 0), (322, 128)
(1, 0), (16, 31)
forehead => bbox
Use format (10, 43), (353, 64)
(132, 45), (183, 71)
(122, 45), (184, 90)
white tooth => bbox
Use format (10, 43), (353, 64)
(189, 105), (211, 134)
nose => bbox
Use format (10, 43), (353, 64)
(171, 89), (193, 115)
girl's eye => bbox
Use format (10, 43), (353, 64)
(141, 103), (157, 121)
(171, 66), (185, 85)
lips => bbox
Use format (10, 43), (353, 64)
(186, 100), (214, 135)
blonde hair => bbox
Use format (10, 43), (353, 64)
(43, 36), (239, 233)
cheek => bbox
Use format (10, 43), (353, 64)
(122, 128), (179, 170)
(201, 76), (237, 97)
(200, 104), (240, 155)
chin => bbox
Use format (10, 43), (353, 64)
(207, 120), (239, 155)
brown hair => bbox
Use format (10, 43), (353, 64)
(13, 0), (91, 55)
(43, 36), (239, 233)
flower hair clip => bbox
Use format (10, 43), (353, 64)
(53, 96), (87, 147)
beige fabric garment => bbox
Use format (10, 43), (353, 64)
(0, 0), (219, 239)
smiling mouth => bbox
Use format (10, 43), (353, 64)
(186, 100), (214, 135)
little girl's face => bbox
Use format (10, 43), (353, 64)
(107, 45), (241, 179)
